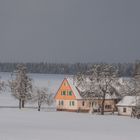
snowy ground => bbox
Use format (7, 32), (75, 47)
(0, 73), (140, 140)
(0, 109), (140, 140)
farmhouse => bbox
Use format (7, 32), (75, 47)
(117, 96), (140, 116)
(55, 78), (119, 112)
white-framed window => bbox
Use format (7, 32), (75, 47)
(59, 100), (61, 105)
(61, 100), (64, 106)
(72, 101), (75, 106)
(69, 101), (75, 106)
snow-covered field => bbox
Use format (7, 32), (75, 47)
(0, 109), (140, 140)
(0, 72), (140, 140)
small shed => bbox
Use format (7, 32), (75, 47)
(117, 96), (140, 116)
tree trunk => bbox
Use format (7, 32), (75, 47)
(101, 98), (105, 115)
(38, 101), (41, 111)
(19, 99), (21, 109)
(38, 105), (41, 111)
(22, 100), (25, 108)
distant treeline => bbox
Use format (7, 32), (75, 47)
(0, 62), (135, 77)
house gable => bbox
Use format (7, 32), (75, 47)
(55, 78), (77, 100)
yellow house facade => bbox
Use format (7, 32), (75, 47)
(54, 78), (82, 111)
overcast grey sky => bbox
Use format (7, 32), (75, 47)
(0, 0), (140, 63)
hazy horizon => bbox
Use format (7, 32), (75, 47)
(0, 60), (138, 64)
(1, 0), (140, 63)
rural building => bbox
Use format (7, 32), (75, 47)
(54, 78), (119, 112)
(117, 96), (140, 116)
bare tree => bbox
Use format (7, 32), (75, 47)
(9, 64), (32, 109)
(31, 87), (54, 111)
(133, 61), (140, 93)
(0, 76), (5, 93)
(129, 61), (140, 105)
(75, 64), (122, 115)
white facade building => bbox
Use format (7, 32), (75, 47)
(117, 96), (140, 116)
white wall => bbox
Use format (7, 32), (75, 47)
(56, 100), (78, 110)
(118, 106), (132, 116)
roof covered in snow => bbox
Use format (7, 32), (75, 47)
(117, 96), (140, 107)
(66, 78), (82, 100)
(105, 93), (119, 99)
(66, 77), (119, 100)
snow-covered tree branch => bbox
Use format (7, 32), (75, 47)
(31, 87), (54, 111)
(0, 76), (5, 93)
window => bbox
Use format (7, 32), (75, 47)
(61, 100), (64, 106)
(123, 108), (126, 113)
(89, 102), (94, 107)
(69, 101), (75, 106)
(105, 105), (112, 109)
(69, 101), (71, 106)
(59, 101), (61, 105)
(69, 91), (72, 96)
(82, 101), (85, 106)
(72, 101), (75, 106)
(63, 91), (66, 95)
